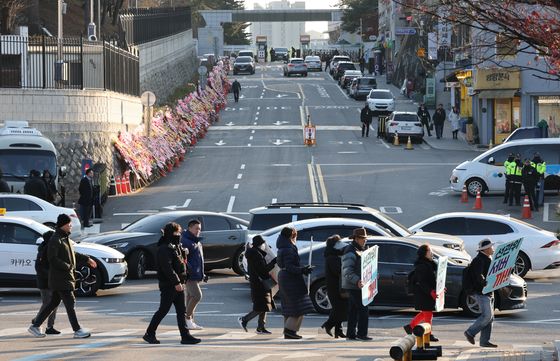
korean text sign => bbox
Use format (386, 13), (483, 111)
(361, 245), (379, 306)
(482, 238), (523, 294)
(435, 256), (448, 312)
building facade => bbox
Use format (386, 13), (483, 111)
(250, 0), (306, 50)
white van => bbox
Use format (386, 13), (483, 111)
(450, 138), (560, 196)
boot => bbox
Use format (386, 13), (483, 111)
(334, 326), (345, 339)
(430, 334), (439, 342)
(283, 328), (302, 339)
(181, 332), (201, 345)
(321, 321), (333, 337)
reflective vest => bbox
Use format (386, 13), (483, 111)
(513, 164), (523, 177)
(504, 160), (515, 175)
(531, 161), (546, 175)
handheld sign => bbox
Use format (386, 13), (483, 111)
(361, 245), (379, 306)
(435, 256), (448, 312)
(307, 236), (314, 294)
(482, 238), (523, 294)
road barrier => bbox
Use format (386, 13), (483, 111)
(405, 136), (414, 150)
(109, 176), (117, 196)
(522, 195), (532, 219)
(377, 116), (388, 138)
(473, 190), (483, 210)
(461, 184), (469, 203)
(412, 322), (441, 359)
(389, 334), (415, 361)
(116, 176), (123, 195)
(393, 131), (400, 146)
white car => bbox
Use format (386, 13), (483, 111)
(304, 55), (322, 71)
(384, 111), (424, 143)
(0, 216), (127, 296)
(366, 89), (395, 115)
(409, 212), (560, 277)
(0, 194), (82, 237)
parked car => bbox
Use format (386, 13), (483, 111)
(0, 216), (127, 296)
(409, 212), (560, 277)
(366, 89), (395, 115)
(449, 138), (560, 196)
(82, 211), (249, 279)
(237, 50), (254, 59)
(333, 61), (357, 80)
(247, 202), (465, 251)
(283, 58), (307, 77)
(339, 70), (363, 89)
(329, 55), (351, 75)
(0, 193), (82, 237)
(233, 56), (255, 75)
(299, 237), (527, 317)
(349, 77), (377, 99)
(383, 111), (424, 143)
(304, 55), (322, 71)
(273, 47), (289, 61)
(504, 126), (548, 143)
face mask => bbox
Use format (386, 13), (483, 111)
(259, 244), (266, 251)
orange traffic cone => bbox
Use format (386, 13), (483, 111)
(522, 195), (532, 219)
(473, 190), (483, 210)
(125, 172), (132, 193)
(120, 174), (128, 194)
(461, 185), (468, 203)
(116, 176), (122, 195)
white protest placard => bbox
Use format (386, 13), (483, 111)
(435, 256), (448, 312)
(361, 245), (379, 306)
(482, 238), (523, 294)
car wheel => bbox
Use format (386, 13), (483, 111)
(465, 177), (487, 197)
(75, 265), (101, 297)
(128, 249), (147, 280)
(310, 280), (331, 314)
(513, 252), (531, 277)
(460, 292), (482, 318)
(231, 246), (246, 276)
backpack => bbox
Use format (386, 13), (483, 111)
(35, 231), (53, 273)
(462, 264), (474, 294)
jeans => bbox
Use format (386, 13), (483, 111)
(33, 290), (81, 331)
(435, 123), (444, 139)
(346, 289), (369, 338)
(146, 286), (189, 338)
(242, 310), (266, 329)
(466, 294), (494, 345)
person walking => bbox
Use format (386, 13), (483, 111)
(404, 244), (439, 342)
(503, 153), (515, 204)
(238, 235), (277, 335)
(449, 106), (460, 139)
(144, 222), (201, 345)
(522, 159), (539, 211)
(24, 169), (48, 200)
(417, 104), (432, 137)
(78, 168), (94, 228)
(321, 235), (347, 338)
(28, 214), (96, 339)
(432, 104), (446, 139)
(232, 79), (241, 103)
(360, 104), (373, 137)
(180, 219), (206, 330)
(342, 228), (371, 341)
(31, 230), (60, 335)
(464, 239), (498, 348)
(42, 170), (57, 204)
(0, 168), (10, 192)
(276, 227), (315, 339)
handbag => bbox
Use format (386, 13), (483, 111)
(260, 277), (277, 291)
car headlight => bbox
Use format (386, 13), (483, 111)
(102, 257), (126, 263)
(109, 242), (129, 249)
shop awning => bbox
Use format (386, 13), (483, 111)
(477, 89), (517, 99)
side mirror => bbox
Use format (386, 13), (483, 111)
(488, 157), (495, 165)
(59, 166), (67, 178)
(36, 237), (44, 245)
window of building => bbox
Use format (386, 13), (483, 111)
(494, 97), (521, 144)
(496, 33), (518, 58)
(536, 96), (560, 137)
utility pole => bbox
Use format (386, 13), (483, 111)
(57, 0), (63, 60)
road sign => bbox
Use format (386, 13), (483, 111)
(140, 91), (156, 107)
(417, 48), (426, 57)
(395, 28), (416, 36)
(483, 238), (524, 294)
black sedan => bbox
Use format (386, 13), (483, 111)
(300, 237), (527, 317)
(83, 211), (249, 279)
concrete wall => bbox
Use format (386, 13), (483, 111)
(136, 29), (198, 104)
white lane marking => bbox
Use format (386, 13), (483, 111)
(247, 144), (252, 147)
(197, 145), (306, 149)
(320, 162), (458, 166)
(182, 199), (191, 208)
(232, 287), (251, 291)
(240, 164), (246, 170)
(316, 165), (329, 203)
(233, 183), (239, 189)
(227, 196), (236, 213)
(272, 164), (292, 166)
(271, 198), (277, 204)
(253, 122), (258, 125)
(337, 151), (358, 154)
(378, 139), (390, 149)
(249, 136), (254, 140)
(379, 206), (403, 214)
(255, 116), (259, 120)
(237, 173), (243, 179)
(335, 83), (350, 99)
(257, 106), (260, 110)
(300, 105), (306, 127)
(0, 328), (27, 337)
(95, 329), (139, 337)
(256, 112), (259, 115)
(113, 212), (158, 216)
(307, 164), (319, 203)
(212, 332), (258, 340)
(251, 130), (255, 134)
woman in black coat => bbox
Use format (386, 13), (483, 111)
(238, 235), (276, 334)
(404, 244), (439, 342)
(277, 227), (315, 339)
(321, 235), (347, 338)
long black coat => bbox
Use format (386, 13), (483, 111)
(47, 228), (90, 291)
(24, 176), (48, 201)
(417, 107), (431, 125)
(412, 257), (437, 311)
(246, 246), (276, 312)
(276, 235), (315, 317)
(324, 243), (347, 322)
(78, 176), (94, 206)
(433, 109), (446, 126)
(0, 178), (10, 192)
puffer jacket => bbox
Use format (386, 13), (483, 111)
(156, 236), (188, 289)
(181, 230), (204, 281)
(341, 241), (367, 290)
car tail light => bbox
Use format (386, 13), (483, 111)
(288, 64), (294, 67)
(390, 122), (398, 126)
(541, 240), (560, 248)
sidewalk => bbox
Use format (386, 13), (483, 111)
(455, 346), (557, 361)
(377, 77), (482, 152)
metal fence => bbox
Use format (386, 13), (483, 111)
(118, 7), (192, 47)
(0, 35), (139, 96)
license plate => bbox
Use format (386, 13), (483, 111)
(401, 126), (411, 130)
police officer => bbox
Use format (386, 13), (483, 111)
(531, 153), (546, 206)
(509, 154), (523, 206)
(522, 159), (539, 211)
(503, 153), (515, 204)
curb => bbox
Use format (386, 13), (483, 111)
(554, 340), (560, 361)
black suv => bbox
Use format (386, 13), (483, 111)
(333, 61), (357, 80)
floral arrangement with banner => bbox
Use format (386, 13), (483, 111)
(113, 63), (230, 184)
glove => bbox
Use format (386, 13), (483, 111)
(203, 274), (209, 283)
(301, 265), (314, 275)
(430, 290), (438, 300)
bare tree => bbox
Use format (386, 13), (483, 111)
(1, 0), (29, 34)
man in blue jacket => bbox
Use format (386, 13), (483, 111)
(181, 219), (207, 330)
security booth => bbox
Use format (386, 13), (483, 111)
(256, 36), (267, 62)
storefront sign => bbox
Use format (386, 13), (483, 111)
(428, 32), (437, 60)
(300, 35), (310, 44)
(475, 68), (520, 90)
(483, 238), (524, 294)
(361, 245), (379, 306)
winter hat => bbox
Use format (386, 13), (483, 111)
(477, 238), (494, 251)
(56, 213), (72, 228)
(349, 227), (368, 239)
(252, 235), (266, 247)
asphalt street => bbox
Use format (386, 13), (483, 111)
(1, 61), (559, 360)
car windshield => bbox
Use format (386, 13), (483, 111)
(236, 57), (252, 63)
(369, 91), (393, 99)
(305, 57), (320, 62)
(0, 149), (57, 178)
(338, 63), (356, 69)
(291, 59), (304, 64)
(123, 213), (177, 233)
(360, 78), (377, 85)
(394, 114), (419, 122)
(275, 48), (288, 53)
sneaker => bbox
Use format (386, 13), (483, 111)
(73, 328), (91, 338)
(256, 327), (272, 335)
(45, 327), (61, 335)
(181, 334), (201, 344)
(237, 317), (248, 332)
(186, 319), (203, 330)
(28, 325), (46, 338)
(142, 333), (160, 344)
(481, 342), (498, 348)
(464, 331), (475, 345)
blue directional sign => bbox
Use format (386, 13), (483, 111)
(395, 28), (417, 36)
